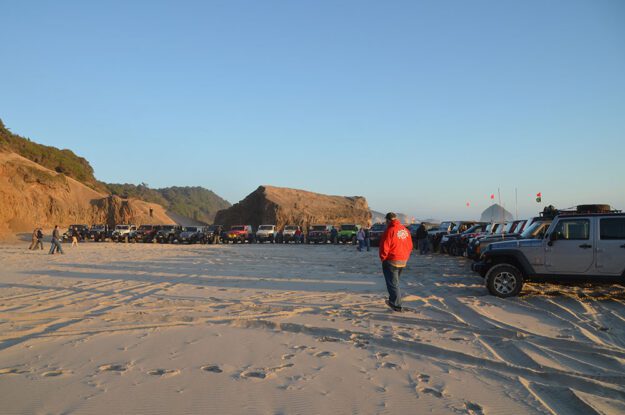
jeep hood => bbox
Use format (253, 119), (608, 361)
(489, 239), (543, 250)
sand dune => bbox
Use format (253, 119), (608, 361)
(0, 243), (624, 414)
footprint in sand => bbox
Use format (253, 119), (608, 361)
(417, 373), (430, 382)
(421, 387), (443, 398)
(0, 368), (24, 375)
(240, 370), (268, 379)
(465, 401), (484, 415)
(201, 365), (223, 373)
(317, 336), (342, 343)
(374, 352), (389, 360)
(282, 354), (295, 360)
(378, 362), (400, 370)
(42, 370), (65, 377)
(148, 369), (179, 377)
(240, 363), (294, 380)
(291, 345), (309, 350)
(314, 351), (336, 358)
(98, 364), (128, 373)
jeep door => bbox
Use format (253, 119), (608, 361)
(597, 217), (625, 275)
(545, 218), (594, 274)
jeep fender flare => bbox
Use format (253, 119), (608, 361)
(483, 249), (536, 277)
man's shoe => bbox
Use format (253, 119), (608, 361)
(385, 300), (403, 312)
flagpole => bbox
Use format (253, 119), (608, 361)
(498, 188), (502, 226)
(515, 187), (518, 220)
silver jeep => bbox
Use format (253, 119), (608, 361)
(472, 208), (625, 297)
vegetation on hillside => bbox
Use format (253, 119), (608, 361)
(0, 118), (102, 190)
(1, 118), (230, 223)
(106, 183), (231, 223)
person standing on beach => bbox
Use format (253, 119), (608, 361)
(356, 227), (366, 252)
(416, 223), (429, 254)
(330, 226), (338, 244)
(49, 225), (64, 255)
(379, 212), (413, 312)
(364, 226), (371, 252)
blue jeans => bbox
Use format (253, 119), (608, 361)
(49, 238), (64, 254)
(419, 238), (429, 254)
(365, 238), (370, 251)
(382, 261), (403, 308)
(358, 239), (365, 251)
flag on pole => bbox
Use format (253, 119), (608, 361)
(490, 194), (495, 200)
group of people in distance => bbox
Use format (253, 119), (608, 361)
(28, 214), (422, 312)
(29, 225), (65, 254)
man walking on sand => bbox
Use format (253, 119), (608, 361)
(35, 228), (44, 250)
(49, 225), (64, 255)
(379, 212), (413, 312)
(71, 228), (79, 247)
(28, 228), (39, 250)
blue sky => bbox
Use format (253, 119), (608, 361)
(1, 0), (624, 220)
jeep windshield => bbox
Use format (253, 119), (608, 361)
(503, 222), (515, 233)
(183, 227), (198, 232)
(311, 226), (327, 231)
(258, 225), (274, 231)
(371, 224), (386, 231)
(138, 225), (153, 231)
(159, 226), (174, 231)
(438, 222), (453, 231)
(340, 225), (357, 231)
(463, 225), (482, 234)
(284, 226), (298, 231)
(115, 225), (129, 230)
(520, 221), (551, 239)
(231, 226), (245, 231)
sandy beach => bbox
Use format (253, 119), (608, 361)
(1, 242), (624, 414)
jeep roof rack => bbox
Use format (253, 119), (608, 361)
(539, 204), (621, 219)
(541, 204), (621, 218)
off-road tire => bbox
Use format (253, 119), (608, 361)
(485, 264), (524, 298)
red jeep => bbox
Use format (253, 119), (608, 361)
(224, 225), (254, 243)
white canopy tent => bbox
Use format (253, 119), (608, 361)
(480, 204), (514, 223)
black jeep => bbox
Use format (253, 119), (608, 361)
(155, 225), (182, 243)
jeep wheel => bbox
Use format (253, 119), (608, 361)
(485, 264), (524, 298)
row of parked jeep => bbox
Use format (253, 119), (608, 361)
(62, 223), (372, 245)
(429, 205), (625, 298)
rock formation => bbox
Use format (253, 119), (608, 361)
(0, 151), (175, 237)
(214, 185), (371, 230)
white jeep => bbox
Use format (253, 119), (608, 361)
(256, 225), (277, 243)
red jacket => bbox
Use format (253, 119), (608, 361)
(379, 219), (413, 264)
